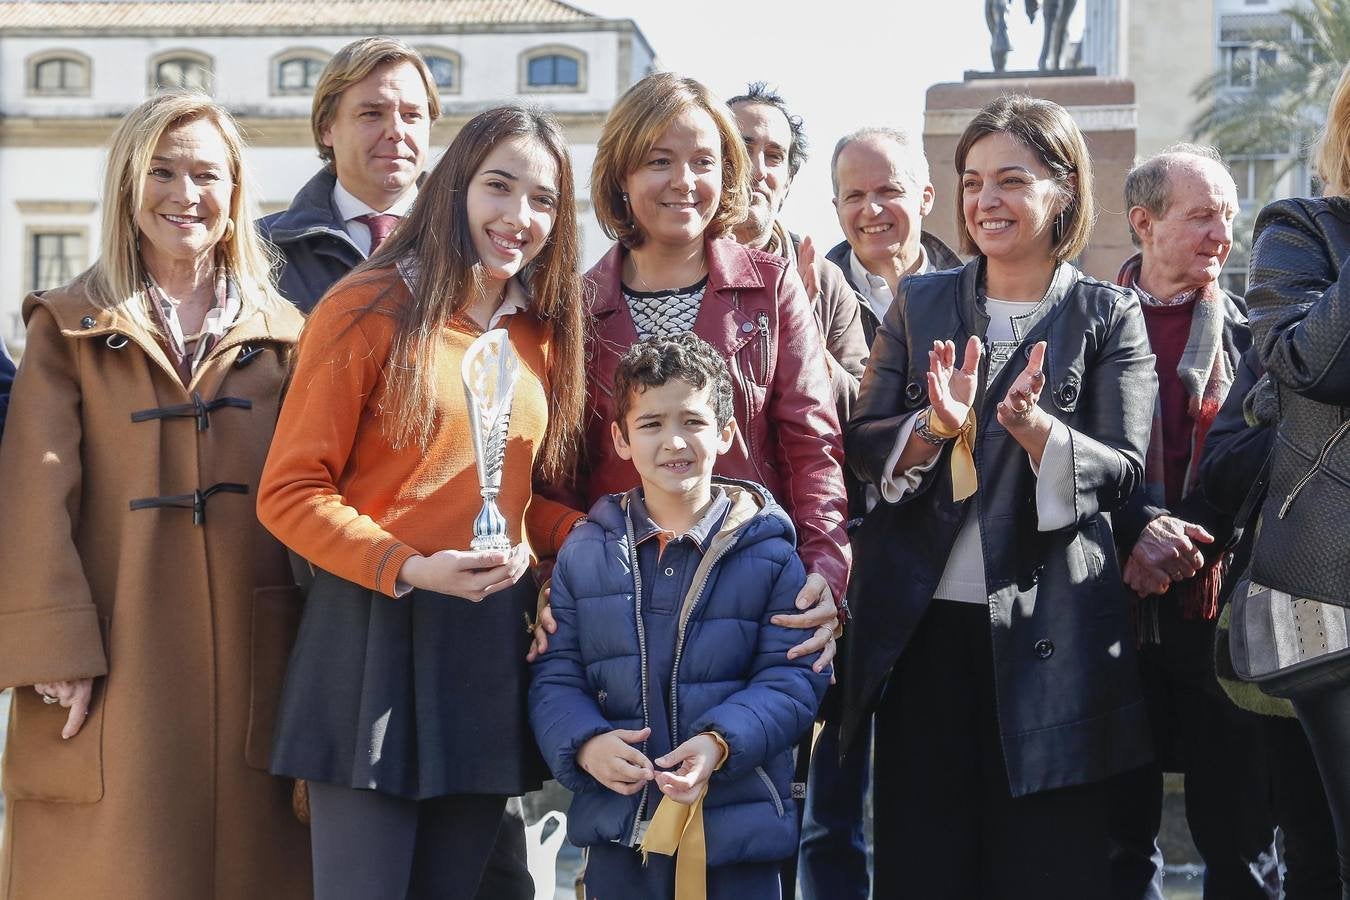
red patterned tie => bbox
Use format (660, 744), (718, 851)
(355, 213), (400, 254)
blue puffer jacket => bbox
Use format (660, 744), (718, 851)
(530, 480), (829, 866)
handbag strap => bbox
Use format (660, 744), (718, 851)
(1225, 441), (1275, 553)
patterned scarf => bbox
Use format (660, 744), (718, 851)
(145, 267), (240, 385)
(1117, 253), (1235, 622)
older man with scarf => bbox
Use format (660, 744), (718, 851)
(1108, 145), (1279, 900)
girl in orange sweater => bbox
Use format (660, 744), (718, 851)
(257, 105), (585, 900)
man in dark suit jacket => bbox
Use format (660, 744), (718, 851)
(259, 37), (438, 313)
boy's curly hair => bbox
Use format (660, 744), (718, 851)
(613, 333), (735, 437)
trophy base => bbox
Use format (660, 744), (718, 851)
(470, 534), (512, 552)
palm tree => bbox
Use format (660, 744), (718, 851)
(1191, 0), (1350, 188)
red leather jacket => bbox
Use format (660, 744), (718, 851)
(576, 237), (851, 603)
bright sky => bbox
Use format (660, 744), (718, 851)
(576, 0), (1085, 250)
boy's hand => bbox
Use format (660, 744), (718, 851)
(578, 727), (654, 795)
(653, 733), (725, 804)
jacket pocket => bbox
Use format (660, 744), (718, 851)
(1, 617), (110, 803)
(754, 765), (786, 818)
(244, 585), (304, 770)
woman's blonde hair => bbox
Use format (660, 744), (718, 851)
(1314, 62), (1350, 197)
(86, 90), (283, 332)
(954, 94), (1095, 261)
(591, 72), (750, 249)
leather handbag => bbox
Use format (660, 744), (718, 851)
(1231, 429), (1350, 697)
(1229, 578), (1350, 698)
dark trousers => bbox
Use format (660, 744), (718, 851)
(476, 800), (536, 900)
(1265, 715), (1341, 899)
(872, 599), (1110, 899)
(583, 843), (781, 900)
(1293, 678), (1350, 900)
(796, 711), (871, 900)
(308, 782), (509, 900)
(1108, 606), (1278, 900)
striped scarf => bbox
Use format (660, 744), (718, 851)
(1118, 254), (1235, 623)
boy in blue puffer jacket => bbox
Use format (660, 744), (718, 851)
(530, 333), (829, 899)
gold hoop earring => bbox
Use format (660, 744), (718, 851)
(222, 219), (236, 243)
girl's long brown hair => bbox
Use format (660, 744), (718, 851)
(354, 104), (584, 481)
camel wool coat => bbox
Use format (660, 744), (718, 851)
(0, 279), (311, 899)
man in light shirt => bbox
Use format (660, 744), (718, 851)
(260, 37), (439, 313)
(826, 127), (961, 343)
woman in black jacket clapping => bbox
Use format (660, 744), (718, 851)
(842, 94), (1157, 898)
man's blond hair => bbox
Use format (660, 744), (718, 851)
(311, 37), (442, 166)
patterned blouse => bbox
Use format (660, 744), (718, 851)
(622, 276), (709, 341)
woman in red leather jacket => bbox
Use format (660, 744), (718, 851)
(538, 72), (848, 655)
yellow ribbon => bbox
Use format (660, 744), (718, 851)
(636, 733), (729, 900)
(927, 408), (978, 502)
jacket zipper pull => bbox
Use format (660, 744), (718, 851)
(756, 312), (770, 384)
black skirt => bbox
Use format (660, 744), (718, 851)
(270, 568), (547, 800)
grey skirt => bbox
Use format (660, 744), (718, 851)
(269, 568), (547, 800)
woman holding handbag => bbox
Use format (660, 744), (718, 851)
(1245, 61), (1350, 898)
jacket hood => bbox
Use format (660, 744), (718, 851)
(584, 476), (797, 551)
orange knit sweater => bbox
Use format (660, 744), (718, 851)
(257, 269), (582, 597)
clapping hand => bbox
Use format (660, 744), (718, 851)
(928, 336), (983, 431)
(996, 341), (1048, 432)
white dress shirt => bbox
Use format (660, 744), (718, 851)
(332, 180), (419, 257)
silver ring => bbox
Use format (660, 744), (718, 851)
(42, 693), (59, 705)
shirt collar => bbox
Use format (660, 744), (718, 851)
(488, 276), (530, 329)
(396, 260), (530, 331)
(629, 487), (731, 554)
(332, 178), (418, 223)
(849, 245), (930, 322)
(1128, 270), (1199, 308)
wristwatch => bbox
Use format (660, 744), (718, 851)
(914, 408), (951, 446)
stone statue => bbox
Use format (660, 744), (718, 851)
(1029, 0), (1080, 71)
(984, 0), (1034, 72)
(984, 0), (1080, 72)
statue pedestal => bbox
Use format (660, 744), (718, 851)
(922, 75), (1137, 282)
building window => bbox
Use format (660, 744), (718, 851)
(418, 48), (461, 93)
(1218, 13), (1291, 89)
(28, 51), (91, 96)
(272, 51), (329, 95)
(519, 46), (586, 93)
(30, 231), (86, 292)
(1230, 154), (1284, 207)
(150, 51), (213, 93)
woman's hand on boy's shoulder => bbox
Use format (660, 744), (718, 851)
(772, 571), (839, 674)
(577, 727), (654, 795)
